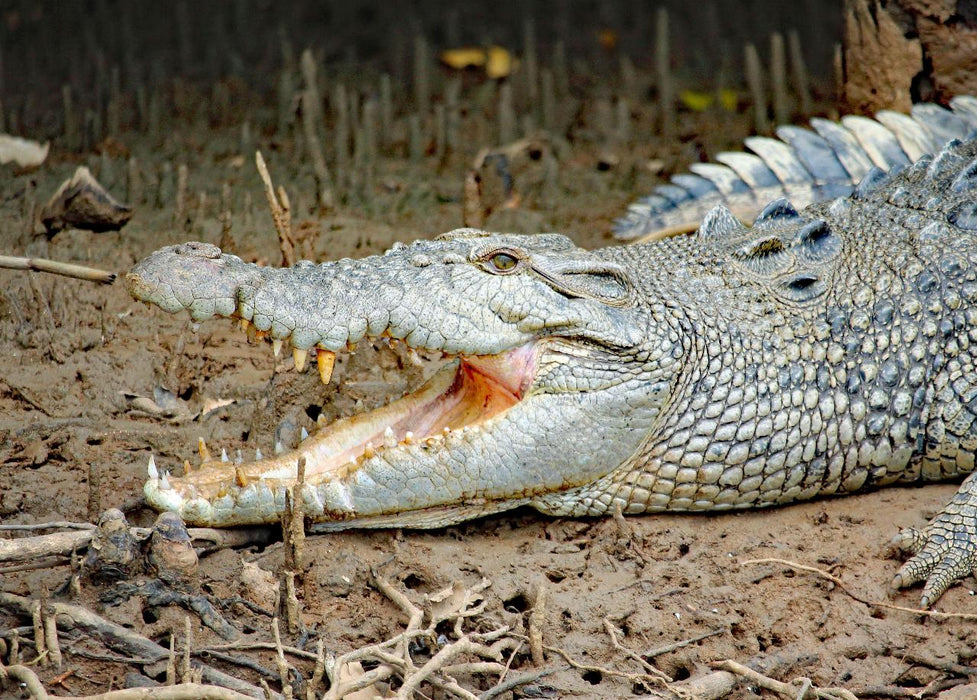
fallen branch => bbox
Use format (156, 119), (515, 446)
(1, 665), (256, 699)
(0, 255), (116, 284)
(0, 592), (273, 699)
(712, 659), (857, 700)
(0, 524), (273, 565)
(741, 558), (977, 621)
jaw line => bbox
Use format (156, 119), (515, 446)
(144, 341), (542, 509)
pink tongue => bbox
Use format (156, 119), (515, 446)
(464, 344), (537, 399)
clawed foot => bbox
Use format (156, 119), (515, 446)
(887, 473), (977, 608)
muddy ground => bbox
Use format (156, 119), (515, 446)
(1, 46), (977, 700)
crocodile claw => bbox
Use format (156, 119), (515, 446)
(888, 472), (977, 607)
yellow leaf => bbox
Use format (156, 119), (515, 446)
(679, 90), (713, 112)
(485, 45), (514, 78)
(719, 88), (739, 112)
(440, 47), (488, 70)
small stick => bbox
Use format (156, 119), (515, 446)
(301, 88), (334, 212)
(770, 32), (790, 125)
(833, 42), (844, 108)
(788, 29), (812, 117)
(408, 113), (423, 164)
(31, 599), (47, 666)
(741, 558), (977, 620)
(166, 633), (177, 685)
(379, 74), (393, 152)
(43, 608), (62, 669)
(552, 40), (569, 97)
(615, 97), (630, 144)
(333, 83), (350, 186)
(462, 170), (483, 228)
(272, 618), (292, 696)
(181, 617), (192, 683)
(175, 163), (188, 231)
(433, 103), (446, 162)
(254, 151), (295, 266)
(602, 618), (670, 681)
(62, 84), (78, 151)
(0, 256), (115, 284)
(744, 43), (769, 133)
(714, 659), (858, 700)
(219, 182), (233, 251)
(127, 157), (142, 205)
(87, 462), (101, 523)
(306, 639), (325, 700)
(107, 65), (121, 137)
(445, 78), (461, 154)
(522, 17), (539, 112)
(540, 68), (556, 132)
(643, 627), (724, 658)
(413, 35), (430, 111)
(656, 8), (675, 138)
(528, 578), (547, 667)
(498, 82), (516, 145)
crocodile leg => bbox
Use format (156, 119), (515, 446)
(890, 471), (977, 607)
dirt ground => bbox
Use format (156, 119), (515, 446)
(2, 30), (977, 700)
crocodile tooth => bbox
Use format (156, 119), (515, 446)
(240, 319), (250, 332)
(147, 454), (159, 480)
(404, 431), (414, 444)
(221, 448), (229, 463)
(198, 437), (212, 462)
(407, 348), (423, 367)
(273, 339), (283, 357)
(316, 413), (327, 428)
(293, 347), (308, 372)
(300, 426), (309, 441)
(235, 467), (249, 487)
(383, 426), (397, 448)
(235, 449), (243, 464)
(255, 448), (263, 460)
(317, 350), (336, 384)
(363, 443), (375, 459)
(275, 440), (285, 455)
(160, 471), (171, 490)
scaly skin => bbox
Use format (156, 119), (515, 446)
(128, 138), (977, 607)
(614, 95), (977, 241)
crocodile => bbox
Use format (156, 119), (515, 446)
(127, 135), (977, 607)
(614, 95), (977, 241)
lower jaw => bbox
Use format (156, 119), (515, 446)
(145, 344), (539, 505)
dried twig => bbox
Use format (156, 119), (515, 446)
(528, 578), (547, 667)
(0, 664), (258, 699)
(0, 255), (116, 284)
(0, 524), (273, 565)
(741, 558), (977, 620)
(254, 151), (294, 266)
(0, 592), (273, 699)
(602, 618), (670, 681)
(713, 659), (858, 700)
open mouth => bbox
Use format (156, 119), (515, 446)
(146, 333), (540, 504)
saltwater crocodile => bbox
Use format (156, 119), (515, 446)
(128, 134), (977, 606)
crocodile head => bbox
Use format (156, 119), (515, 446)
(126, 231), (678, 527)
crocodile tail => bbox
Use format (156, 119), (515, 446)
(613, 97), (977, 242)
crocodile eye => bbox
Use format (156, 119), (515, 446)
(489, 252), (519, 272)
